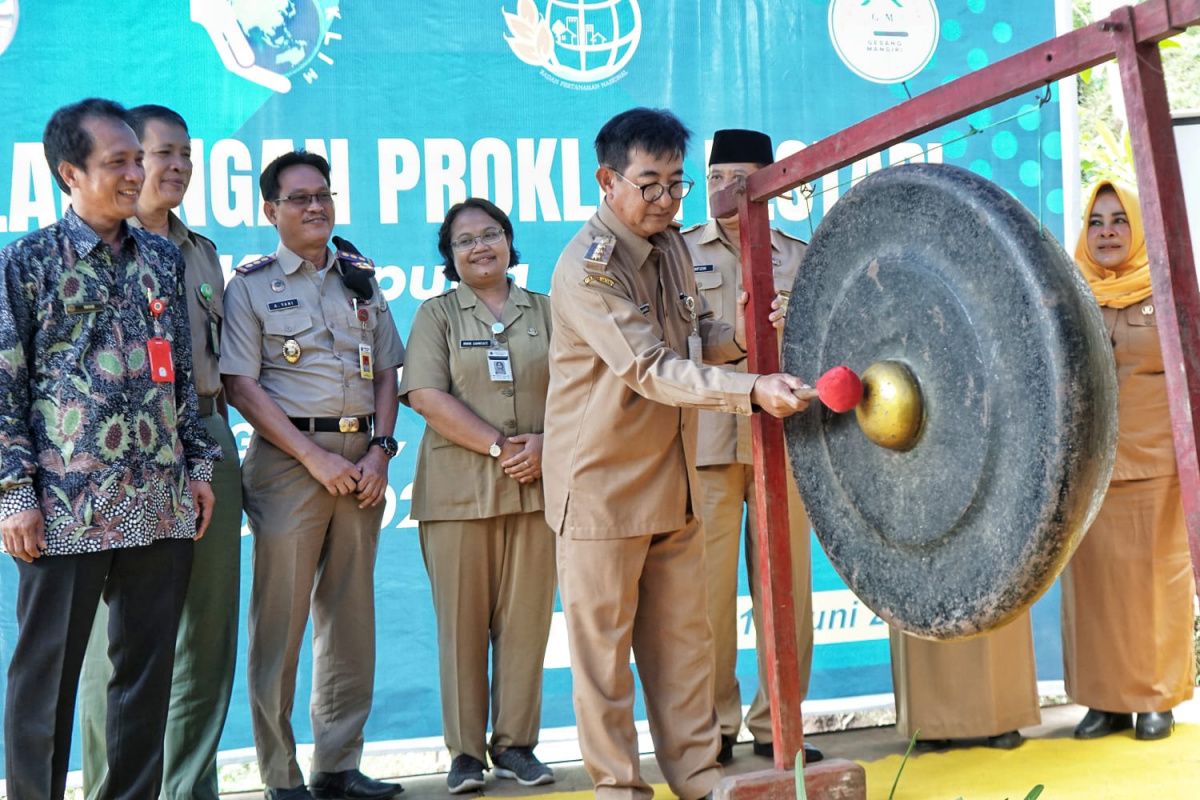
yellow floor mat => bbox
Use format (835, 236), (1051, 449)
(859, 724), (1200, 799)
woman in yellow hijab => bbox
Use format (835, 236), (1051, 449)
(1061, 181), (1195, 741)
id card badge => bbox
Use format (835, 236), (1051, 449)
(688, 333), (702, 365)
(147, 337), (176, 383)
(358, 343), (374, 380)
(488, 349), (513, 382)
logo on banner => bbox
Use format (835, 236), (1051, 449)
(503, 0), (641, 89)
(828, 0), (940, 85)
(0, 0), (18, 58)
(191, 0), (342, 93)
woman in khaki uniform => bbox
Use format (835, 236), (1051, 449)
(889, 613), (1040, 749)
(399, 198), (557, 793)
(1062, 181), (1195, 741)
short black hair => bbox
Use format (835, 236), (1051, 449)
(260, 150), (332, 202)
(127, 104), (189, 140)
(595, 107), (691, 174)
(437, 198), (520, 283)
(43, 98), (130, 193)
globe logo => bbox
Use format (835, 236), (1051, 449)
(0, 0), (19, 58)
(503, 0), (642, 86)
(231, 0), (324, 77)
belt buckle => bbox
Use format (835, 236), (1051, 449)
(338, 416), (360, 433)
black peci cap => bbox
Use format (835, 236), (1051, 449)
(708, 128), (774, 167)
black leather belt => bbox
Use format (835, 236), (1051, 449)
(289, 415), (373, 434)
(197, 395), (217, 417)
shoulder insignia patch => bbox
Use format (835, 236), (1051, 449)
(775, 228), (808, 245)
(583, 274), (617, 289)
(583, 234), (616, 270)
(235, 254), (277, 275)
(338, 250), (375, 271)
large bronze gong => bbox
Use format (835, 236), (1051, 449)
(782, 163), (1118, 640)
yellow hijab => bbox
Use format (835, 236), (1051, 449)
(1074, 180), (1152, 308)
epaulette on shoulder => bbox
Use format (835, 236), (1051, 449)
(680, 222), (704, 234)
(583, 234), (616, 270)
(191, 231), (218, 251)
(338, 250), (375, 271)
(775, 228), (808, 245)
(235, 254), (276, 275)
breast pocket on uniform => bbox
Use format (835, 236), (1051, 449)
(694, 270), (723, 318)
(1125, 303), (1165, 373)
(346, 306), (379, 332)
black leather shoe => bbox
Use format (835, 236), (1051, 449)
(985, 730), (1024, 749)
(913, 738), (952, 752)
(1073, 708), (1133, 740)
(750, 740), (824, 764)
(717, 734), (735, 764)
(265, 787), (314, 800)
(309, 769), (403, 800)
(1136, 711), (1175, 741)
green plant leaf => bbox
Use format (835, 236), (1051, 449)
(1025, 786), (1045, 800)
(1160, 38), (1182, 50)
(888, 731), (920, 800)
(1080, 66), (1092, 83)
(795, 749), (808, 800)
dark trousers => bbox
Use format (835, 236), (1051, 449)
(3, 538), (193, 800)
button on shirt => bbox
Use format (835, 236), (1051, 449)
(0, 209), (220, 555)
(399, 281), (552, 521)
(132, 212), (225, 398)
(542, 202), (759, 539)
(682, 219), (806, 466)
(219, 243), (405, 416)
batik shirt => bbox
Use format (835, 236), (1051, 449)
(0, 209), (219, 555)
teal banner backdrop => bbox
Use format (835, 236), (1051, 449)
(0, 0), (1064, 774)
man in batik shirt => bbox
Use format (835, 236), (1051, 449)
(0, 97), (219, 800)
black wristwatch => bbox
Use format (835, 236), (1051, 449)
(369, 435), (398, 459)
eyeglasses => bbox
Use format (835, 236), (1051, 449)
(272, 192), (337, 208)
(607, 167), (694, 202)
(450, 228), (506, 252)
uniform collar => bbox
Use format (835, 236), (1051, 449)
(455, 278), (532, 309)
(62, 207), (132, 260)
(597, 200), (654, 269)
(276, 242), (333, 275)
(699, 218), (780, 253)
(128, 211), (192, 250)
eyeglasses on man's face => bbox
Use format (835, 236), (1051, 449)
(273, 191), (337, 208)
(450, 228), (506, 252)
(607, 167), (694, 202)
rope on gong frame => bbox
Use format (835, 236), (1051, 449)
(785, 83), (1057, 238)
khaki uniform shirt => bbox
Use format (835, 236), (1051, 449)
(682, 220), (806, 466)
(220, 243), (405, 416)
(1104, 301), (1177, 480)
(131, 213), (225, 398)
(399, 281), (552, 521)
(543, 201), (759, 539)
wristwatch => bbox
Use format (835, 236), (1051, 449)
(489, 436), (506, 458)
(369, 435), (398, 459)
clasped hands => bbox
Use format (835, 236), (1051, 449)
(304, 446), (389, 509)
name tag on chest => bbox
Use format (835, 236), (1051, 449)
(267, 299), (299, 312)
(460, 339), (492, 347)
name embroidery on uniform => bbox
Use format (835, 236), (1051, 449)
(65, 300), (105, 314)
(638, 303), (651, 315)
(267, 299), (300, 312)
(693, 264), (715, 273)
(460, 339), (492, 347)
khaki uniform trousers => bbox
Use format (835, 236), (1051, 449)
(419, 511), (556, 762)
(889, 611), (1041, 740)
(696, 462), (813, 743)
(243, 431), (384, 789)
(557, 517), (722, 800)
(78, 412), (243, 800)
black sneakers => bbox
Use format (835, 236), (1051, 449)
(491, 746), (556, 786)
(447, 754), (487, 794)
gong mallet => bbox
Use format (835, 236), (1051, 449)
(793, 365), (863, 413)
(795, 362), (926, 452)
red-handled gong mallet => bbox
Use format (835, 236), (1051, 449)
(793, 365), (863, 413)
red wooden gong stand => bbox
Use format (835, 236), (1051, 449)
(712, 2), (1200, 796)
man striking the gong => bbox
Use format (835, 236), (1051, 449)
(542, 107), (812, 800)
